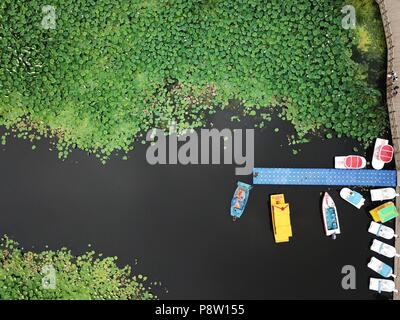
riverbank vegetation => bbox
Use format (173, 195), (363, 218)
(0, 0), (387, 160)
(0, 236), (154, 300)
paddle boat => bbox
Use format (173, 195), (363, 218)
(270, 194), (293, 243)
(340, 188), (365, 209)
(370, 202), (399, 223)
(372, 138), (394, 170)
(369, 221), (398, 240)
(322, 192), (340, 240)
(369, 278), (398, 294)
(370, 188), (399, 202)
(230, 182), (252, 221)
(371, 239), (400, 259)
(334, 155), (366, 169)
(368, 257), (396, 278)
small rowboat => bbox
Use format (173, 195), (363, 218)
(334, 155), (366, 169)
(372, 138), (394, 170)
(322, 193), (340, 240)
(230, 182), (252, 221)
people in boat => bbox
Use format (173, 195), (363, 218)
(233, 188), (246, 209)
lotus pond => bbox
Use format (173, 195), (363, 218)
(0, 0), (393, 300)
(0, 0), (388, 160)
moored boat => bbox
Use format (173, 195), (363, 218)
(369, 202), (399, 223)
(340, 188), (365, 209)
(369, 278), (398, 294)
(322, 192), (340, 240)
(370, 188), (399, 202)
(372, 138), (394, 170)
(334, 155), (366, 169)
(368, 257), (396, 278)
(368, 221), (398, 240)
(270, 194), (293, 243)
(370, 239), (400, 259)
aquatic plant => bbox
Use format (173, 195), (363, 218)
(0, 236), (154, 300)
(348, 0), (386, 60)
(0, 0), (388, 160)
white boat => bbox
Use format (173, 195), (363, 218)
(369, 278), (398, 294)
(370, 188), (399, 202)
(368, 221), (398, 240)
(340, 188), (365, 209)
(334, 155), (366, 169)
(322, 193), (340, 240)
(368, 257), (396, 278)
(370, 239), (400, 259)
(372, 138), (394, 170)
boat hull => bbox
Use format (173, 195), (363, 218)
(368, 221), (398, 240)
(340, 188), (365, 209)
(270, 194), (292, 243)
(334, 156), (366, 169)
(370, 188), (399, 202)
(230, 182), (252, 220)
(372, 138), (389, 170)
(369, 278), (398, 294)
(322, 192), (340, 239)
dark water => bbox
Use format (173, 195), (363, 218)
(0, 111), (394, 300)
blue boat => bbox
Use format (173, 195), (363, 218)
(230, 182), (252, 221)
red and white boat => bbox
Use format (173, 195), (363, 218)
(334, 155), (367, 169)
(372, 138), (394, 170)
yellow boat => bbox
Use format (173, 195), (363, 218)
(270, 194), (292, 243)
(370, 202), (399, 223)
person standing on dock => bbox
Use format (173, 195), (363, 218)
(388, 71), (398, 81)
(391, 86), (399, 98)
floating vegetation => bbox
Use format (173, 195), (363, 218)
(0, 236), (155, 300)
(348, 0), (386, 60)
(0, 0), (387, 161)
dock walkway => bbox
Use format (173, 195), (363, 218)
(253, 168), (397, 187)
(376, 0), (400, 300)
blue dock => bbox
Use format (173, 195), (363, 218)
(253, 168), (397, 187)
